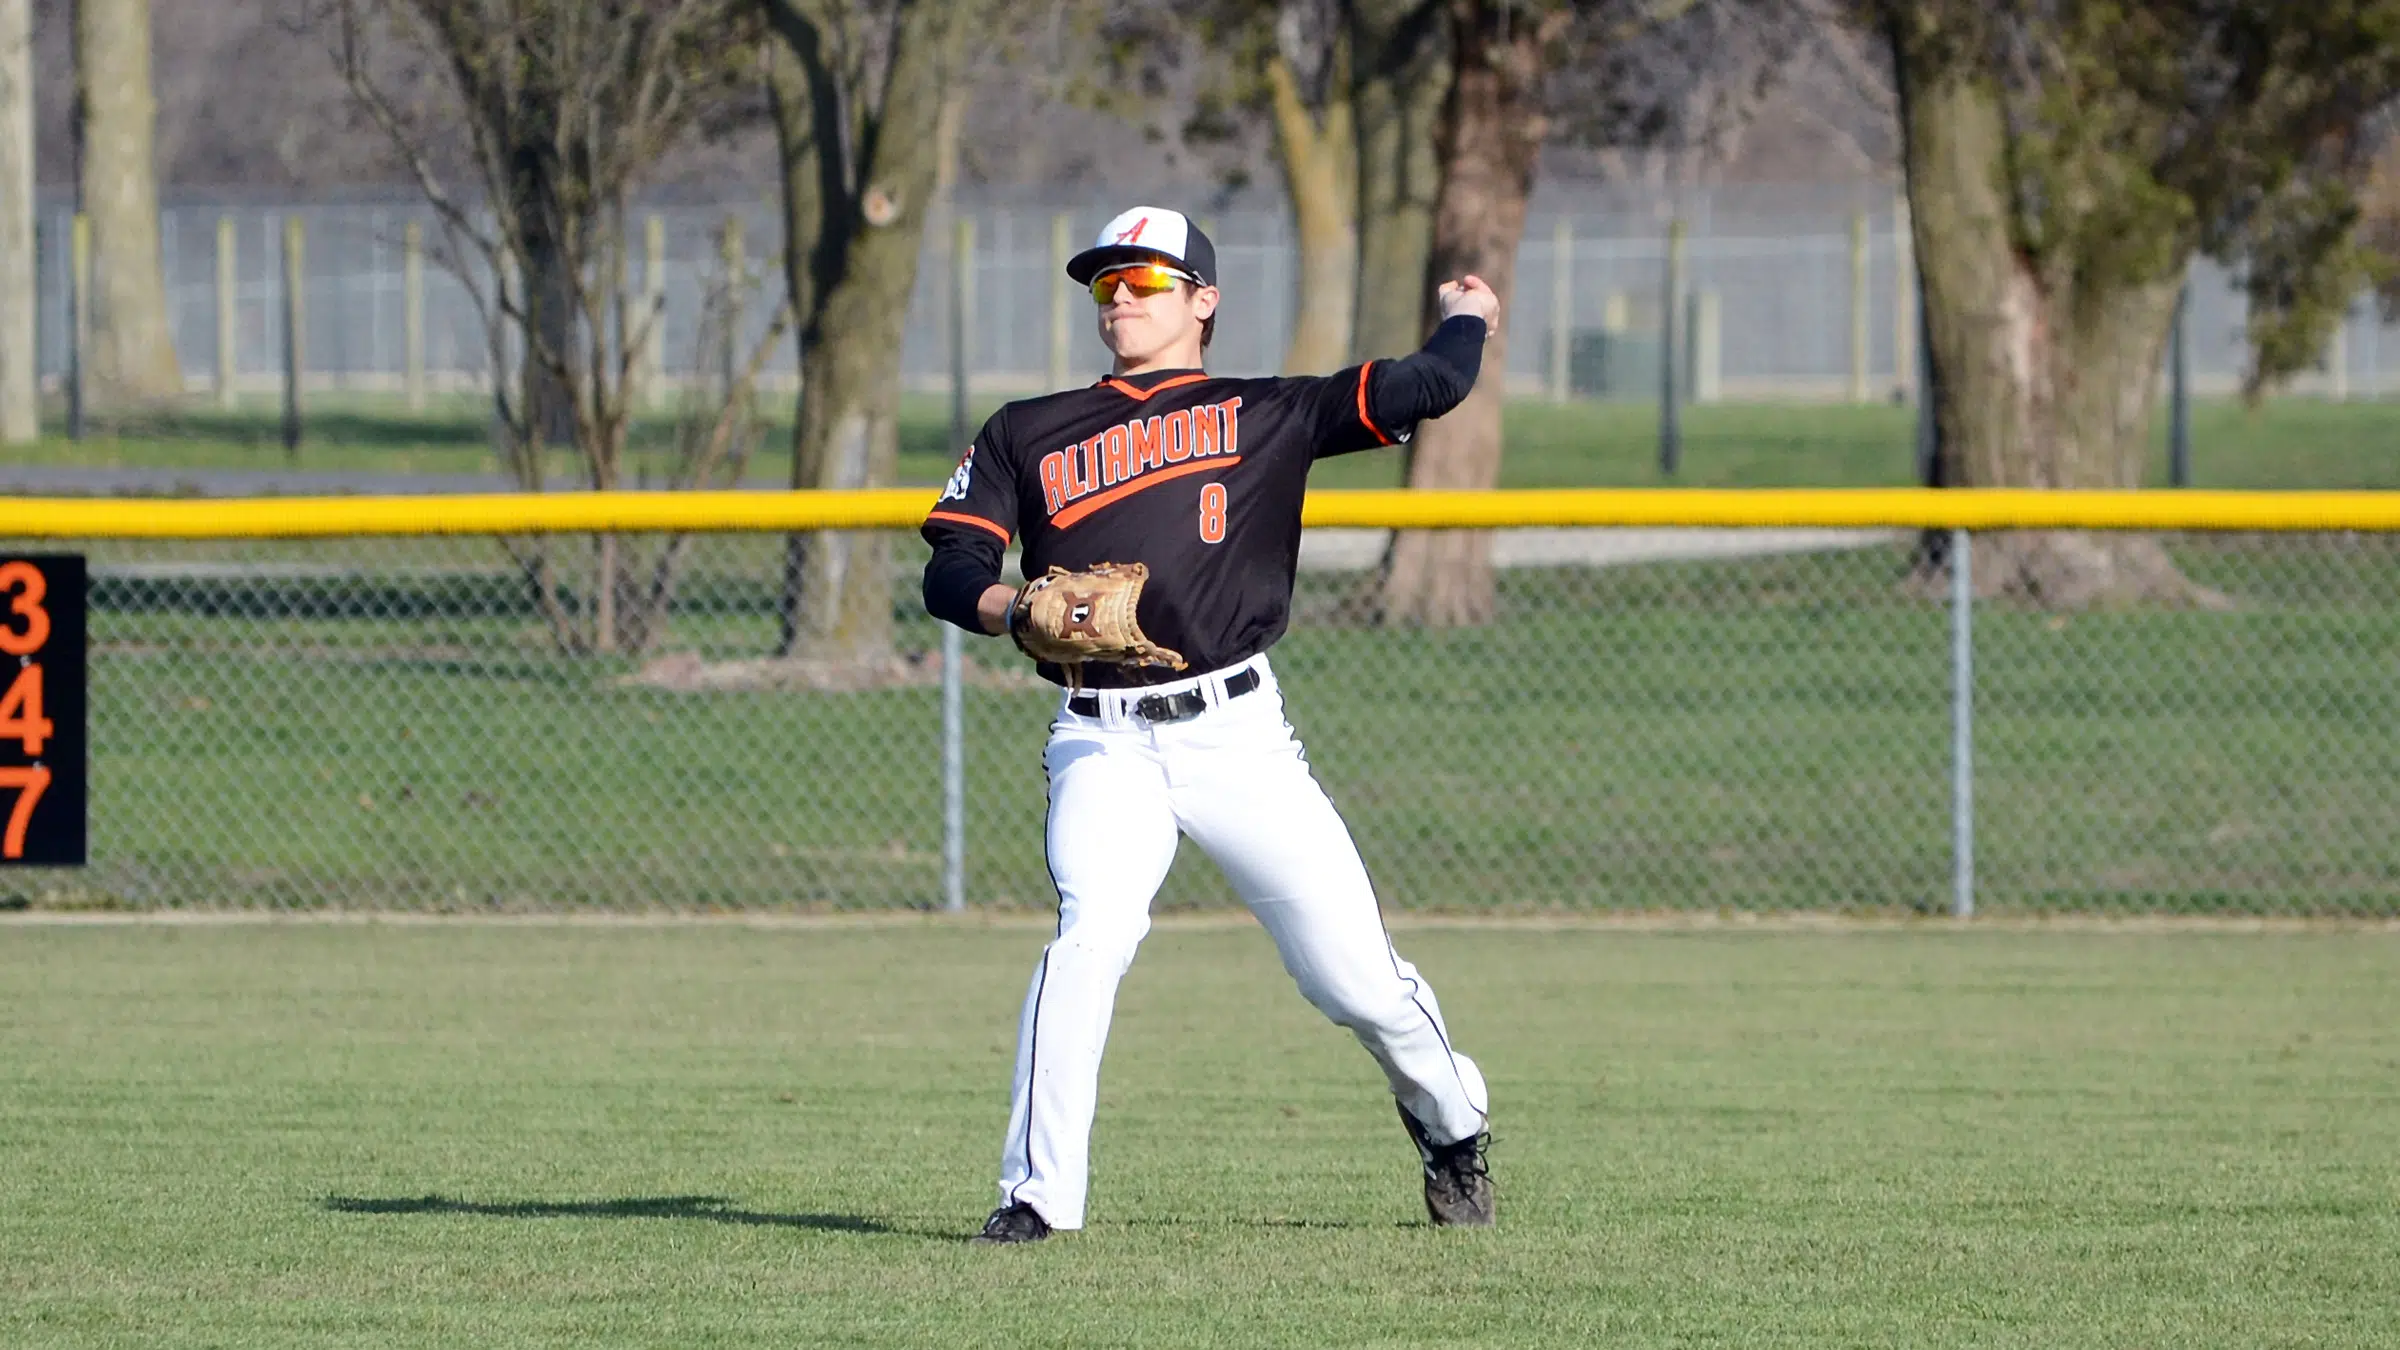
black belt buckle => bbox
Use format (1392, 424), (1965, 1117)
(1135, 690), (1205, 724)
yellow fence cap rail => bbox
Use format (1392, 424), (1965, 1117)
(1300, 488), (2400, 532)
(3, 487), (2399, 539)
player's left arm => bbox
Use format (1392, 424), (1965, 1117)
(1312, 276), (1498, 458)
(923, 409), (1025, 635)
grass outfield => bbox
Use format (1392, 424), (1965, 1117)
(3, 921), (2396, 1347)
(11, 392), (2400, 489)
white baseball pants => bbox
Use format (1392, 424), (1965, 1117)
(995, 655), (1489, 1230)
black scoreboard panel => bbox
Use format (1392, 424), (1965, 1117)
(1, 556), (85, 866)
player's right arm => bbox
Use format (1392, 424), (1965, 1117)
(922, 410), (1024, 636)
(1301, 278), (1498, 458)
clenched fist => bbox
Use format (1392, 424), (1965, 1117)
(1436, 275), (1500, 328)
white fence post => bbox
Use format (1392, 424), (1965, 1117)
(214, 215), (237, 410)
(281, 214), (304, 456)
(942, 209), (976, 913)
(1951, 528), (1975, 919)
(1049, 211), (1072, 392)
(1893, 189), (1915, 401)
(1849, 210), (1870, 403)
(642, 214), (666, 410)
(402, 220), (424, 412)
(1549, 218), (1572, 402)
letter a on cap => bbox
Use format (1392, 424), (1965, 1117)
(1092, 208), (1187, 261)
(1066, 207), (1209, 285)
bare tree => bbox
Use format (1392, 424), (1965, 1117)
(328, 0), (785, 654)
(0, 0), (33, 443)
(1265, 0), (1357, 373)
(76, 0), (180, 404)
(1349, 0), (1448, 361)
(1375, 0), (1567, 627)
(1110, 0), (1455, 372)
(1549, 0), (1824, 185)
(1375, 0), (1826, 627)
(763, 0), (983, 662)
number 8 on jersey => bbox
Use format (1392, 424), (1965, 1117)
(1198, 483), (1227, 543)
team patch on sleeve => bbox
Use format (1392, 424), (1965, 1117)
(938, 445), (976, 504)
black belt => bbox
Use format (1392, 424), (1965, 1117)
(1069, 666), (1260, 724)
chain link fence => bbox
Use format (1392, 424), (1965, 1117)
(6, 524), (2394, 914)
(29, 187), (2400, 400)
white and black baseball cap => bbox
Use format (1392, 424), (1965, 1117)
(1065, 206), (1218, 288)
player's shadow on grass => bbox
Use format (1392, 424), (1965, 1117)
(323, 1194), (894, 1234)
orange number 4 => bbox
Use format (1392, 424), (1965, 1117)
(0, 561), (48, 657)
(0, 664), (51, 756)
(0, 765), (48, 859)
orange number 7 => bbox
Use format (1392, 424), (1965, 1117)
(0, 765), (48, 859)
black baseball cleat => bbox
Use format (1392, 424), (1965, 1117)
(972, 1202), (1052, 1244)
(1399, 1105), (1494, 1227)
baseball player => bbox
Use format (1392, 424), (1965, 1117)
(920, 206), (1497, 1244)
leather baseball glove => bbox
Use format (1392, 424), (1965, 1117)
(1008, 562), (1188, 677)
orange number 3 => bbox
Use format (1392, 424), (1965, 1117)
(1198, 483), (1227, 544)
(0, 561), (48, 657)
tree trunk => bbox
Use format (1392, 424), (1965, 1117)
(520, 230), (580, 454)
(1375, 0), (1555, 627)
(1267, 50), (1355, 375)
(1894, 20), (2218, 608)
(0, 0), (34, 443)
(766, 0), (969, 661)
(1348, 0), (1447, 362)
(74, 0), (180, 405)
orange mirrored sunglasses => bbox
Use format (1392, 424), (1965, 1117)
(1088, 262), (1201, 305)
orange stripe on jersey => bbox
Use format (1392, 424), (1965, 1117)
(924, 510), (1011, 543)
(1101, 373), (1210, 402)
(1051, 457), (1239, 530)
(1355, 360), (1392, 445)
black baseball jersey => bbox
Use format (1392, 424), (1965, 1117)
(922, 316), (1485, 688)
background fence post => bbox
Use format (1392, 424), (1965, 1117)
(1951, 525), (1975, 919)
(719, 214), (744, 398)
(1549, 218), (1571, 402)
(952, 213), (974, 446)
(1691, 289), (1720, 405)
(281, 214), (304, 457)
(214, 215), (236, 410)
(643, 214), (666, 410)
(2330, 299), (2351, 403)
(942, 210), (975, 914)
(1913, 277), (1936, 484)
(2169, 281), (2190, 487)
(2365, 299), (2382, 400)
(1050, 211), (1073, 391)
(1849, 210), (1869, 402)
(402, 220), (424, 413)
(1659, 217), (1683, 476)
(1892, 188), (1914, 401)
(0, 0), (29, 447)
(68, 211), (87, 440)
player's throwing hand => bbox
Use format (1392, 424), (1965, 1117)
(1437, 274), (1500, 328)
